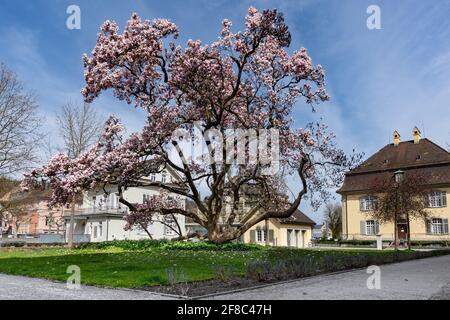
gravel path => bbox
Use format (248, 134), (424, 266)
(0, 274), (176, 300)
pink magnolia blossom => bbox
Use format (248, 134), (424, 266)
(23, 7), (361, 243)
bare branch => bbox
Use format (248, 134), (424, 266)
(0, 64), (42, 175)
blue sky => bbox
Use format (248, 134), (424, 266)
(1, 0), (450, 221)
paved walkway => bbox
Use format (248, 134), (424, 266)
(0, 274), (174, 300)
(206, 255), (450, 300)
(1, 255), (449, 300)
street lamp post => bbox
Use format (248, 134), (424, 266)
(393, 170), (406, 249)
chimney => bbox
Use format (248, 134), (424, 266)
(413, 126), (421, 144)
(393, 130), (401, 146)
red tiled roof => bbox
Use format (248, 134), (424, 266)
(338, 138), (450, 193)
(349, 138), (450, 174)
(277, 209), (316, 226)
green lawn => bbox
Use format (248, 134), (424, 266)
(0, 246), (448, 288)
(0, 247), (259, 287)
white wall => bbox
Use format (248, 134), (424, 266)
(75, 168), (187, 242)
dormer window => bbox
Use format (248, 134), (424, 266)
(383, 159), (389, 165)
(416, 154), (421, 160)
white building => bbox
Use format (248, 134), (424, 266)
(64, 167), (186, 242)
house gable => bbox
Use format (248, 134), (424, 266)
(338, 138), (450, 194)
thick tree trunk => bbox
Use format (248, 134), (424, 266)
(171, 231), (204, 241)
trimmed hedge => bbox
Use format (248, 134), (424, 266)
(246, 249), (450, 282)
(317, 239), (450, 247)
(76, 239), (264, 251)
(409, 240), (449, 247)
(0, 242), (64, 248)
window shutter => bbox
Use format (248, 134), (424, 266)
(426, 219), (431, 234)
(360, 221), (366, 235)
(268, 229), (274, 243)
(359, 197), (364, 211)
(442, 192), (447, 207)
(443, 219), (449, 234)
(250, 230), (256, 243)
(375, 222), (380, 235)
(424, 195), (430, 207)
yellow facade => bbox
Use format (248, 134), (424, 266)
(342, 187), (450, 241)
(243, 219), (313, 247)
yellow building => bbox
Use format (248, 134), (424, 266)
(243, 209), (316, 247)
(338, 128), (450, 241)
(185, 194), (316, 247)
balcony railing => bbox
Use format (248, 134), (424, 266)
(63, 207), (128, 217)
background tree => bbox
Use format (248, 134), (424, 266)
(55, 101), (104, 247)
(23, 8), (361, 244)
(0, 177), (18, 235)
(0, 64), (42, 176)
(45, 209), (66, 234)
(56, 102), (104, 159)
(369, 172), (430, 250)
(324, 202), (342, 240)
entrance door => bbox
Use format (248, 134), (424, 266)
(397, 223), (408, 241)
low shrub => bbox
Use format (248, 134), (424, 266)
(76, 239), (263, 251)
(0, 241), (25, 247)
(317, 239), (450, 247)
(410, 240), (450, 247)
(245, 249), (450, 282)
(0, 242), (64, 248)
(211, 265), (239, 283)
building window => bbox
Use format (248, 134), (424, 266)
(256, 229), (266, 242)
(431, 219), (443, 234)
(365, 220), (376, 235)
(427, 191), (447, 208)
(150, 174), (156, 182)
(99, 222), (103, 237)
(163, 216), (177, 236)
(360, 196), (377, 211)
(161, 172), (167, 183)
(428, 218), (449, 234)
(93, 226), (98, 239)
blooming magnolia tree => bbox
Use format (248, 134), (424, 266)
(23, 8), (360, 243)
